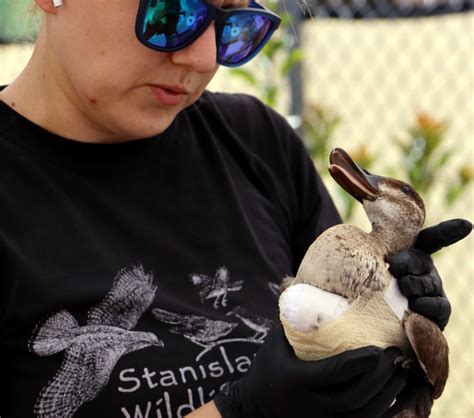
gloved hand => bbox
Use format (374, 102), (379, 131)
(214, 325), (408, 418)
(389, 218), (472, 330)
(386, 219), (471, 416)
(381, 367), (433, 418)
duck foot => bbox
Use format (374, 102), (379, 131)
(394, 354), (416, 369)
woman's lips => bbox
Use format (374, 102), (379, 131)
(149, 85), (189, 106)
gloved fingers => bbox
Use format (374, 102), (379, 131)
(312, 347), (401, 412)
(397, 272), (443, 298)
(263, 323), (301, 362)
(389, 249), (433, 277)
(381, 391), (420, 418)
(347, 368), (408, 418)
(415, 219), (472, 254)
(409, 296), (451, 330)
(297, 345), (384, 388)
(382, 375), (432, 418)
(250, 324), (301, 380)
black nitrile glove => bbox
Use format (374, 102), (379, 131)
(389, 218), (472, 331)
(382, 365), (433, 418)
(214, 325), (408, 418)
(387, 219), (472, 416)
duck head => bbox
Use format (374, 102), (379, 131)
(328, 148), (426, 256)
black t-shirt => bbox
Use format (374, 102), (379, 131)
(0, 89), (341, 418)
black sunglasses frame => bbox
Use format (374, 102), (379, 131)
(135, 0), (282, 67)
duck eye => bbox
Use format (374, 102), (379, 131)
(401, 185), (412, 195)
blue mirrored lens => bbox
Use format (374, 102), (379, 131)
(218, 13), (272, 64)
(141, 0), (208, 48)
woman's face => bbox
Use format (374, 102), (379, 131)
(43, 0), (246, 140)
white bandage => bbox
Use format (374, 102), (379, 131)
(279, 283), (350, 332)
(53, 0), (63, 8)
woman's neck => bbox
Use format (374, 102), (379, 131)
(1, 33), (126, 143)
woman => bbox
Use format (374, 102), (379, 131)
(0, 1), (467, 417)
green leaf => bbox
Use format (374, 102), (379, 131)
(432, 149), (453, 171)
(229, 68), (258, 86)
(445, 185), (463, 207)
(263, 38), (284, 58)
(280, 48), (304, 76)
(265, 85), (278, 107)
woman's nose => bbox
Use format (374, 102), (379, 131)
(171, 23), (218, 72)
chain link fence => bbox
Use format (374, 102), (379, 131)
(307, 0), (473, 18)
(1, 1), (473, 417)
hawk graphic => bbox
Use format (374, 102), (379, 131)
(29, 265), (163, 417)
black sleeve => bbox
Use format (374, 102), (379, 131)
(0, 249), (11, 322)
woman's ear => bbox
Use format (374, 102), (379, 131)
(35, 0), (62, 14)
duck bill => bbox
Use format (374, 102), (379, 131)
(328, 148), (379, 202)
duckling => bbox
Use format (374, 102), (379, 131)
(279, 148), (449, 418)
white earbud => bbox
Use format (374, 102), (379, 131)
(53, 0), (63, 7)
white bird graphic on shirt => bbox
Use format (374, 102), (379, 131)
(152, 307), (238, 347)
(29, 265), (163, 418)
(190, 266), (243, 309)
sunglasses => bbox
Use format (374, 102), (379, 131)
(135, 0), (282, 67)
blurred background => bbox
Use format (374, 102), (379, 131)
(1, 0), (473, 416)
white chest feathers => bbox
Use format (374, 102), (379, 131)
(383, 277), (409, 320)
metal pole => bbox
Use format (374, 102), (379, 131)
(285, 0), (305, 127)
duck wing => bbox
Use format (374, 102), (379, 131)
(389, 313), (447, 418)
(301, 246), (387, 299)
(404, 312), (449, 399)
(341, 247), (387, 297)
(295, 226), (387, 299)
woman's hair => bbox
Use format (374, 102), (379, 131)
(23, 1), (42, 42)
(29, 1), (39, 14)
